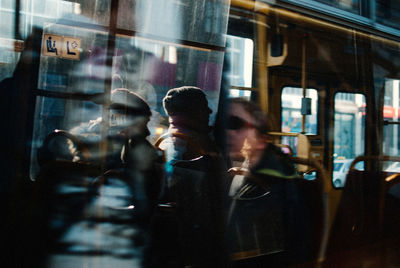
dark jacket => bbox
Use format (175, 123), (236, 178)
(227, 145), (311, 266)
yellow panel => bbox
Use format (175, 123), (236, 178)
(42, 34), (63, 58)
(61, 37), (81, 60)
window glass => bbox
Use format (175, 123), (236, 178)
(281, 87), (318, 134)
(313, 0), (360, 14)
(0, 1), (20, 81)
(228, 89), (251, 99)
(34, 33), (225, 177)
(376, 0), (400, 30)
(38, 29), (224, 123)
(30, 97), (103, 179)
(38, 23), (109, 94)
(0, 1), (14, 39)
(1, 0), (13, 9)
(226, 35), (253, 88)
(32, 1), (227, 181)
(384, 161), (400, 173)
(333, 92), (366, 188)
(18, 0), (111, 39)
(117, 0), (230, 47)
(334, 162), (344, 172)
(114, 35), (224, 129)
(383, 79), (400, 157)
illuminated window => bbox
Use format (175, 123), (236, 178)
(281, 87), (318, 134)
(383, 79), (400, 157)
(333, 92), (366, 188)
(314, 0), (361, 15)
(226, 35), (253, 88)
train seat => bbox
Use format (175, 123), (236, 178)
(326, 156), (400, 267)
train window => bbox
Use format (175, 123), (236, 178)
(18, 0), (111, 38)
(313, 0), (361, 14)
(29, 97), (103, 179)
(118, 0), (229, 47)
(384, 161), (400, 173)
(0, 2), (22, 80)
(31, 21), (226, 181)
(228, 89), (251, 99)
(226, 35), (253, 88)
(376, 0), (400, 30)
(333, 92), (366, 188)
(0, 1), (14, 39)
(112, 35), (225, 126)
(38, 24), (109, 94)
(281, 87), (318, 134)
(382, 79), (400, 166)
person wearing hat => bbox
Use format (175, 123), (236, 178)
(69, 88), (152, 165)
(153, 86), (227, 268)
(31, 88), (163, 267)
(69, 88), (163, 220)
(157, 86), (219, 162)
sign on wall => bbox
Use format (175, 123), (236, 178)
(42, 34), (81, 60)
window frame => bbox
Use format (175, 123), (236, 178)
(281, 0), (400, 40)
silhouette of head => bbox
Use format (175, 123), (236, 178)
(110, 88), (151, 116)
(109, 88), (152, 137)
(163, 86), (212, 131)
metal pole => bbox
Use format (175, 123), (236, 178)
(256, 14), (269, 114)
(301, 34), (307, 133)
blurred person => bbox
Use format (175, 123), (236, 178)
(152, 86), (227, 268)
(130, 80), (164, 143)
(69, 88), (152, 165)
(48, 88), (164, 268)
(66, 88), (164, 225)
(225, 98), (310, 266)
(0, 9), (156, 266)
(158, 86), (220, 162)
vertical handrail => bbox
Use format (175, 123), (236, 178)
(256, 13), (269, 113)
(301, 34), (307, 134)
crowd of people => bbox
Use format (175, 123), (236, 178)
(1, 52), (305, 266)
(48, 83), (304, 267)
(0, 3), (320, 267)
